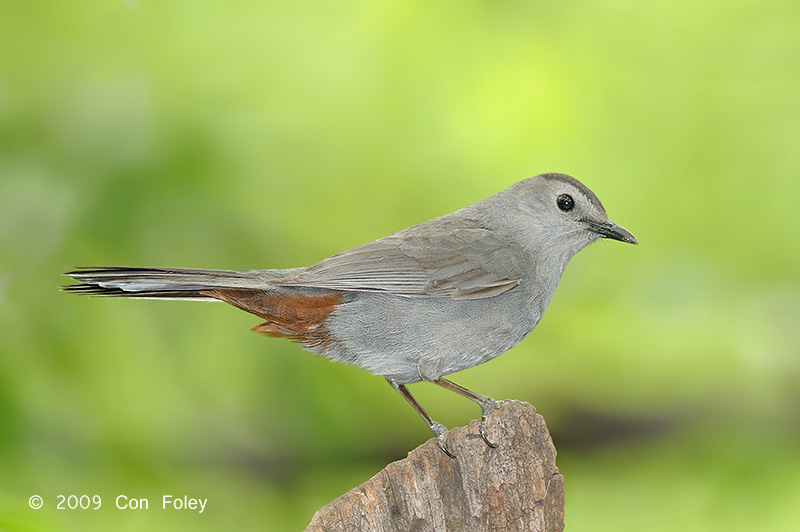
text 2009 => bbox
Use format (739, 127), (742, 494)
(57, 495), (102, 510)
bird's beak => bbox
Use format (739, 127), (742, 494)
(585, 220), (638, 245)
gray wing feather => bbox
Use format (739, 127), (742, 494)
(273, 215), (522, 300)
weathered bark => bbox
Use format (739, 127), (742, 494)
(306, 401), (564, 532)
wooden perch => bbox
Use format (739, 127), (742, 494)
(306, 401), (564, 532)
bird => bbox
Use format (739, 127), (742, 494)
(63, 173), (637, 456)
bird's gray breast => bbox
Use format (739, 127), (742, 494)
(323, 285), (542, 384)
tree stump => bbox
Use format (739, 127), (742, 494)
(306, 401), (564, 532)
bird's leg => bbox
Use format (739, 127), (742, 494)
(432, 377), (512, 448)
(386, 378), (455, 458)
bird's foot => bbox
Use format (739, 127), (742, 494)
(431, 421), (455, 458)
(478, 399), (516, 448)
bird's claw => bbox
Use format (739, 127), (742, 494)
(479, 399), (512, 448)
(432, 422), (456, 459)
(479, 417), (498, 448)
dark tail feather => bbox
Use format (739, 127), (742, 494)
(62, 266), (280, 300)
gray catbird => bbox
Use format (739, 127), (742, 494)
(64, 173), (636, 456)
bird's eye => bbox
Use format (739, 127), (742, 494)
(556, 194), (574, 212)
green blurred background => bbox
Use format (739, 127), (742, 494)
(1, 0), (798, 530)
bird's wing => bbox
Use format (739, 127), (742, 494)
(272, 216), (522, 300)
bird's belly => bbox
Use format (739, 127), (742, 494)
(322, 290), (539, 383)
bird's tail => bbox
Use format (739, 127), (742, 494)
(62, 266), (284, 301)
